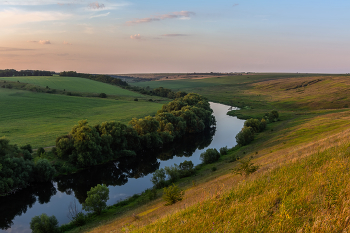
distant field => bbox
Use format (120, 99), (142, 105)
(0, 76), (142, 97)
(0, 88), (164, 148)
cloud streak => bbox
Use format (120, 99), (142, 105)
(39, 40), (51, 44)
(90, 12), (110, 19)
(126, 11), (195, 25)
(162, 34), (188, 37)
(0, 47), (34, 51)
(0, 9), (72, 26)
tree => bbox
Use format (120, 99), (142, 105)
(244, 118), (261, 133)
(163, 183), (184, 205)
(82, 184), (109, 215)
(30, 213), (59, 233)
(151, 169), (166, 188)
(200, 148), (220, 164)
(235, 126), (254, 146)
(33, 159), (56, 183)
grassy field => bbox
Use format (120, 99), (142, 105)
(0, 76), (143, 97)
(0, 88), (164, 148)
(68, 73), (350, 233)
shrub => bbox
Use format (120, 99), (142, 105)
(163, 183), (184, 205)
(145, 187), (157, 200)
(134, 98), (138, 101)
(30, 213), (59, 233)
(259, 118), (267, 131)
(151, 169), (166, 188)
(37, 147), (45, 157)
(22, 150), (33, 160)
(20, 144), (33, 153)
(244, 118), (261, 133)
(211, 166), (217, 172)
(265, 110), (279, 122)
(99, 93), (107, 98)
(164, 165), (180, 182)
(232, 156), (260, 177)
(200, 148), (220, 164)
(179, 160), (194, 177)
(219, 146), (228, 155)
(228, 154), (240, 163)
(235, 126), (254, 146)
(83, 184), (109, 215)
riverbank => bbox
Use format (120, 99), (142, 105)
(78, 74), (350, 232)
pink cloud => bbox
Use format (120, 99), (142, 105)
(130, 34), (141, 39)
(39, 40), (51, 44)
(126, 11), (195, 25)
(88, 2), (105, 10)
(63, 41), (72, 45)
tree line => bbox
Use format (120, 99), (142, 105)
(0, 69), (53, 77)
(59, 71), (128, 87)
(0, 139), (56, 195)
(54, 93), (215, 168)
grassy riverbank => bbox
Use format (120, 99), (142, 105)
(70, 73), (350, 233)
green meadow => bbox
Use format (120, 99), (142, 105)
(0, 88), (164, 148)
(0, 75), (142, 97)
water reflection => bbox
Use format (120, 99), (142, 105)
(0, 182), (56, 230)
(0, 102), (244, 232)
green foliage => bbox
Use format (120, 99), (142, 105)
(164, 165), (180, 183)
(151, 169), (166, 188)
(200, 148), (220, 164)
(211, 166), (217, 172)
(235, 126), (255, 146)
(244, 118), (261, 133)
(30, 213), (59, 233)
(179, 160), (195, 177)
(163, 183), (184, 205)
(22, 149), (33, 160)
(232, 157), (260, 177)
(20, 144), (33, 153)
(145, 187), (158, 200)
(37, 147), (45, 157)
(134, 98), (138, 101)
(264, 110), (279, 122)
(219, 146), (228, 155)
(82, 184), (109, 215)
(260, 118), (267, 131)
(33, 159), (56, 183)
(99, 93), (107, 98)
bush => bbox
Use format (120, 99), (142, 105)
(219, 146), (228, 155)
(37, 147), (45, 157)
(200, 148), (220, 164)
(163, 183), (184, 205)
(20, 144), (33, 153)
(83, 184), (109, 215)
(164, 165), (180, 182)
(211, 166), (217, 172)
(151, 169), (166, 188)
(179, 160), (194, 177)
(145, 187), (157, 201)
(265, 110), (279, 122)
(232, 156), (260, 177)
(235, 127), (254, 146)
(22, 150), (33, 160)
(244, 118), (261, 133)
(134, 98), (138, 101)
(259, 118), (267, 131)
(99, 93), (107, 98)
(30, 213), (59, 233)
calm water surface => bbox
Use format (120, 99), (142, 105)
(0, 102), (244, 233)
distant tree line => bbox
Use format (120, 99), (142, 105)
(59, 71), (128, 87)
(55, 93), (215, 168)
(0, 69), (53, 77)
(0, 138), (56, 195)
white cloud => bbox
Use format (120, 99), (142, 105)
(130, 34), (141, 39)
(90, 12), (110, 19)
(39, 40), (51, 44)
(127, 11), (195, 25)
(0, 9), (72, 26)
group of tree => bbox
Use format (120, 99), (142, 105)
(0, 138), (56, 195)
(235, 110), (279, 146)
(0, 69), (53, 77)
(126, 86), (188, 100)
(55, 93), (215, 168)
(59, 71), (128, 87)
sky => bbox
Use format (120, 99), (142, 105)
(1, 0), (350, 74)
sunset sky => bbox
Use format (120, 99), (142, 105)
(1, 0), (350, 74)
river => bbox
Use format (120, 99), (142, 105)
(0, 102), (244, 233)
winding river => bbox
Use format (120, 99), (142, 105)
(0, 102), (244, 233)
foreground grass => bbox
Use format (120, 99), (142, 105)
(0, 88), (164, 148)
(0, 76), (142, 97)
